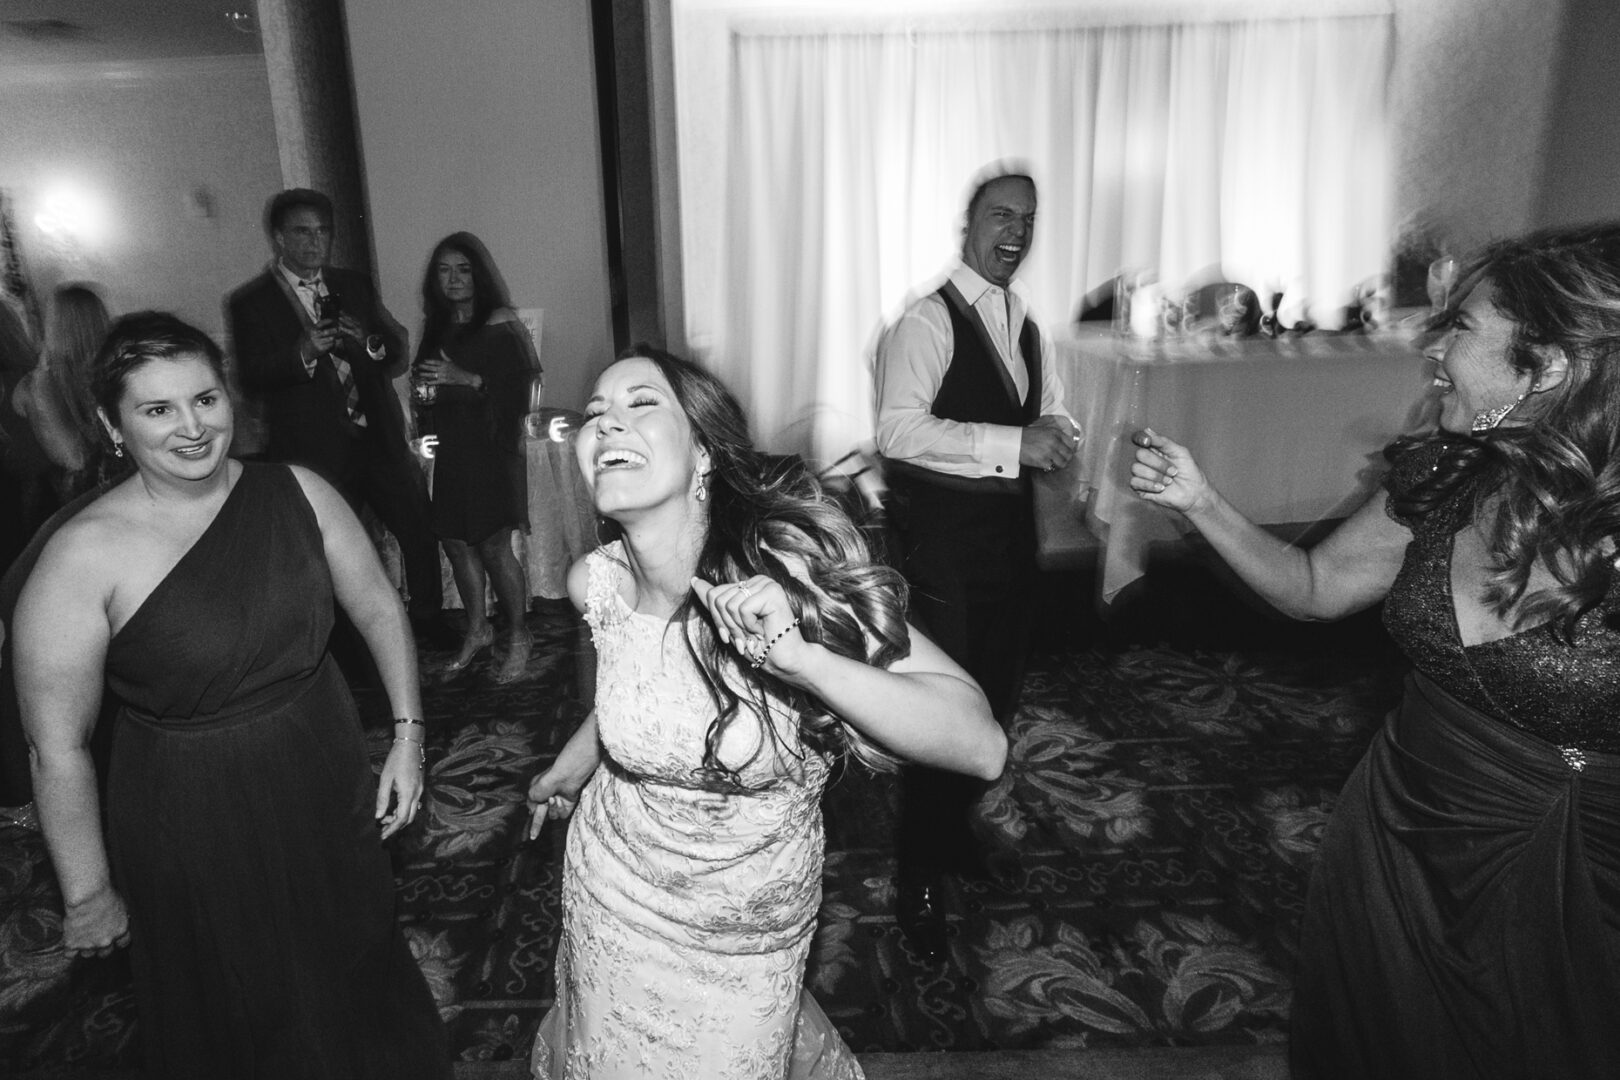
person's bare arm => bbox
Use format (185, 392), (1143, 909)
(15, 520), (129, 956)
(524, 555), (601, 836)
(1129, 428), (1410, 619)
(693, 577), (1006, 780)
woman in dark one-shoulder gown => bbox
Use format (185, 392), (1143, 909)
(14, 313), (450, 1079)
(1130, 225), (1620, 1079)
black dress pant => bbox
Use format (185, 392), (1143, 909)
(354, 434), (441, 619)
(312, 426), (441, 620)
(891, 476), (1035, 882)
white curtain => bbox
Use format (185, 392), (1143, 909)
(676, 12), (1393, 464)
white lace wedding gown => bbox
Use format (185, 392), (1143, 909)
(530, 543), (864, 1080)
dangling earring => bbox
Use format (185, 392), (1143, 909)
(1471, 388), (1531, 433)
(112, 441), (125, 458)
(695, 472), (709, 502)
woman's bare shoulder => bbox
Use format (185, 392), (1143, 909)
(29, 490), (136, 592)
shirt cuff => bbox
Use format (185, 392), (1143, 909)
(981, 424), (1024, 479)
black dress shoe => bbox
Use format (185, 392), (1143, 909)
(896, 881), (949, 965)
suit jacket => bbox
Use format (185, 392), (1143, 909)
(227, 265), (411, 482)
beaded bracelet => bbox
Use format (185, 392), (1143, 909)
(749, 618), (801, 670)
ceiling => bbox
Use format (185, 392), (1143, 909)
(0, 1), (262, 68)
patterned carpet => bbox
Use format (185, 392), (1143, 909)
(0, 566), (1403, 1072)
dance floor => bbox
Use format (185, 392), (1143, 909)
(0, 564), (1400, 1072)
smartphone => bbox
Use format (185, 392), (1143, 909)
(315, 293), (342, 323)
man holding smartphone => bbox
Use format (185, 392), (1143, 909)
(228, 188), (442, 633)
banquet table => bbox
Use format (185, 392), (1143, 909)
(1047, 327), (1436, 605)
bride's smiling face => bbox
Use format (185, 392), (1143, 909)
(578, 357), (710, 519)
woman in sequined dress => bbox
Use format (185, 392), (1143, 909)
(523, 347), (1005, 1079)
(1128, 225), (1620, 1079)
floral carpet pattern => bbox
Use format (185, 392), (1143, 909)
(0, 586), (1402, 1071)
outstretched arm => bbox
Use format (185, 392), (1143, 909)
(1128, 428), (1411, 620)
(692, 576), (1005, 780)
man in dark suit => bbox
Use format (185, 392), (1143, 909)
(228, 189), (441, 628)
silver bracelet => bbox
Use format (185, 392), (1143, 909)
(392, 735), (426, 767)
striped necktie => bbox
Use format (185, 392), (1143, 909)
(299, 279), (365, 427)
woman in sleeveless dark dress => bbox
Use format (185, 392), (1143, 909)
(412, 233), (539, 683)
(1129, 225), (1620, 1079)
(15, 313), (450, 1079)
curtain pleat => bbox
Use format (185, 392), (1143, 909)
(694, 16), (1393, 462)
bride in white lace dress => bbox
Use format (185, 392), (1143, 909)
(525, 349), (1006, 1079)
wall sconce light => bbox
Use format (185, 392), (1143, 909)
(33, 184), (105, 251)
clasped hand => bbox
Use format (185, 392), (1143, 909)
(63, 886), (130, 959)
(301, 314), (365, 361)
(1019, 415), (1082, 473)
(690, 574), (808, 680)
(414, 350), (474, 388)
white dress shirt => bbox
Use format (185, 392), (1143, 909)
(874, 263), (1074, 480)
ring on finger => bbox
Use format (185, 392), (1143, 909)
(737, 582), (752, 597)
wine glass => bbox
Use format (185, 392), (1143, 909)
(1216, 284), (1249, 336)
(1426, 256), (1458, 313)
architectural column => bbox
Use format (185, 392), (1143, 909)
(254, 0), (372, 275)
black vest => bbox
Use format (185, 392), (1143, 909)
(885, 282), (1042, 497)
(932, 281), (1042, 428)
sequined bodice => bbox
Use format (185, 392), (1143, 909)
(1381, 445), (1620, 753)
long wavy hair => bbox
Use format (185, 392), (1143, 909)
(417, 232), (512, 364)
(44, 284), (111, 458)
(612, 346), (910, 785)
(1388, 223), (1620, 639)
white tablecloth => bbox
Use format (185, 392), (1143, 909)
(519, 427), (598, 599)
(1054, 328), (1436, 603)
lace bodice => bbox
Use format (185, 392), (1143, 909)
(530, 544), (861, 1079)
(574, 543), (832, 950)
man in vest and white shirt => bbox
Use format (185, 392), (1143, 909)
(874, 164), (1081, 964)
